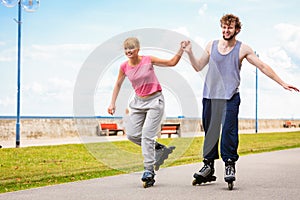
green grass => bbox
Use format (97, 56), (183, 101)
(1, 131), (300, 193)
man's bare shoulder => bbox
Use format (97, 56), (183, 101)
(239, 42), (254, 57)
(205, 40), (214, 54)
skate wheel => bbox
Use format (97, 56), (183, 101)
(169, 146), (176, 151)
(143, 180), (155, 188)
(228, 182), (234, 190)
(192, 179), (197, 186)
(143, 182), (148, 188)
(143, 182), (146, 188)
(143, 182), (152, 188)
(211, 176), (217, 181)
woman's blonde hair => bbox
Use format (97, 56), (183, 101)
(123, 37), (140, 49)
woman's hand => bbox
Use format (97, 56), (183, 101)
(107, 105), (116, 115)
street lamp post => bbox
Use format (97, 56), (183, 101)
(1, 0), (40, 147)
(255, 52), (259, 133)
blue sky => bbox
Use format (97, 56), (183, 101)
(1, 0), (300, 119)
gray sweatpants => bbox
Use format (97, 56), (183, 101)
(126, 92), (165, 171)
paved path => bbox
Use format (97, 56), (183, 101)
(1, 148), (299, 200)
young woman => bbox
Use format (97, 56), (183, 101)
(108, 37), (185, 188)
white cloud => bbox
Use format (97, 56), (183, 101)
(274, 23), (300, 59)
(27, 43), (96, 61)
(0, 96), (14, 107)
(198, 3), (208, 15)
(194, 36), (207, 47)
(0, 43), (96, 115)
(0, 55), (13, 62)
(48, 77), (73, 90)
(24, 82), (45, 94)
(19, 77), (75, 115)
(173, 27), (190, 37)
(0, 47), (15, 62)
(262, 47), (292, 70)
(23, 78), (73, 97)
(242, 46), (299, 94)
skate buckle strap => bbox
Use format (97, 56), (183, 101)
(144, 170), (155, 176)
(200, 164), (210, 173)
(225, 165), (235, 176)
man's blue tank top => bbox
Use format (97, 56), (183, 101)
(203, 40), (242, 99)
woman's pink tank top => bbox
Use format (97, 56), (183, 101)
(121, 56), (162, 96)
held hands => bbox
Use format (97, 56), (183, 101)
(180, 41), (192, 54)
(184, 41), (192, 53)
(180, 41), (186, 51)
(177, 41), (192, 56)
(177, 41), (186, 56)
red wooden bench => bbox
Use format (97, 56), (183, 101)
(283, 121), (296, 128)
(96, 123), (125, 136)
(158, 123), (181, 138)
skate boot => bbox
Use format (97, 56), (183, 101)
(224, 159), (236, 190)
(154, 143), (176, 171)
(192, 159), (216, 186)
(141, 170), (155, 188)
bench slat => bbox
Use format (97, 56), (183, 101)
(159, 123), (181, 138)
(97, 123), (125, 136)
(161, 126), (178, 130)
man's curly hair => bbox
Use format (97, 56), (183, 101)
(220, 14), (242, 30)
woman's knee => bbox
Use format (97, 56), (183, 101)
(127, 134), (141, 145)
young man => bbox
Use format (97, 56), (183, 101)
(184, 14), (299, 187)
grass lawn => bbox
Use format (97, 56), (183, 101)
(1, 131), (300, 193)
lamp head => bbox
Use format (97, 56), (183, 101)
(1, 0), (20, 8)
(21, 0), (39, 12)
(1, 0), (39, 12)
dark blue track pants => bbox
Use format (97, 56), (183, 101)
(202, 93), (241, 162)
